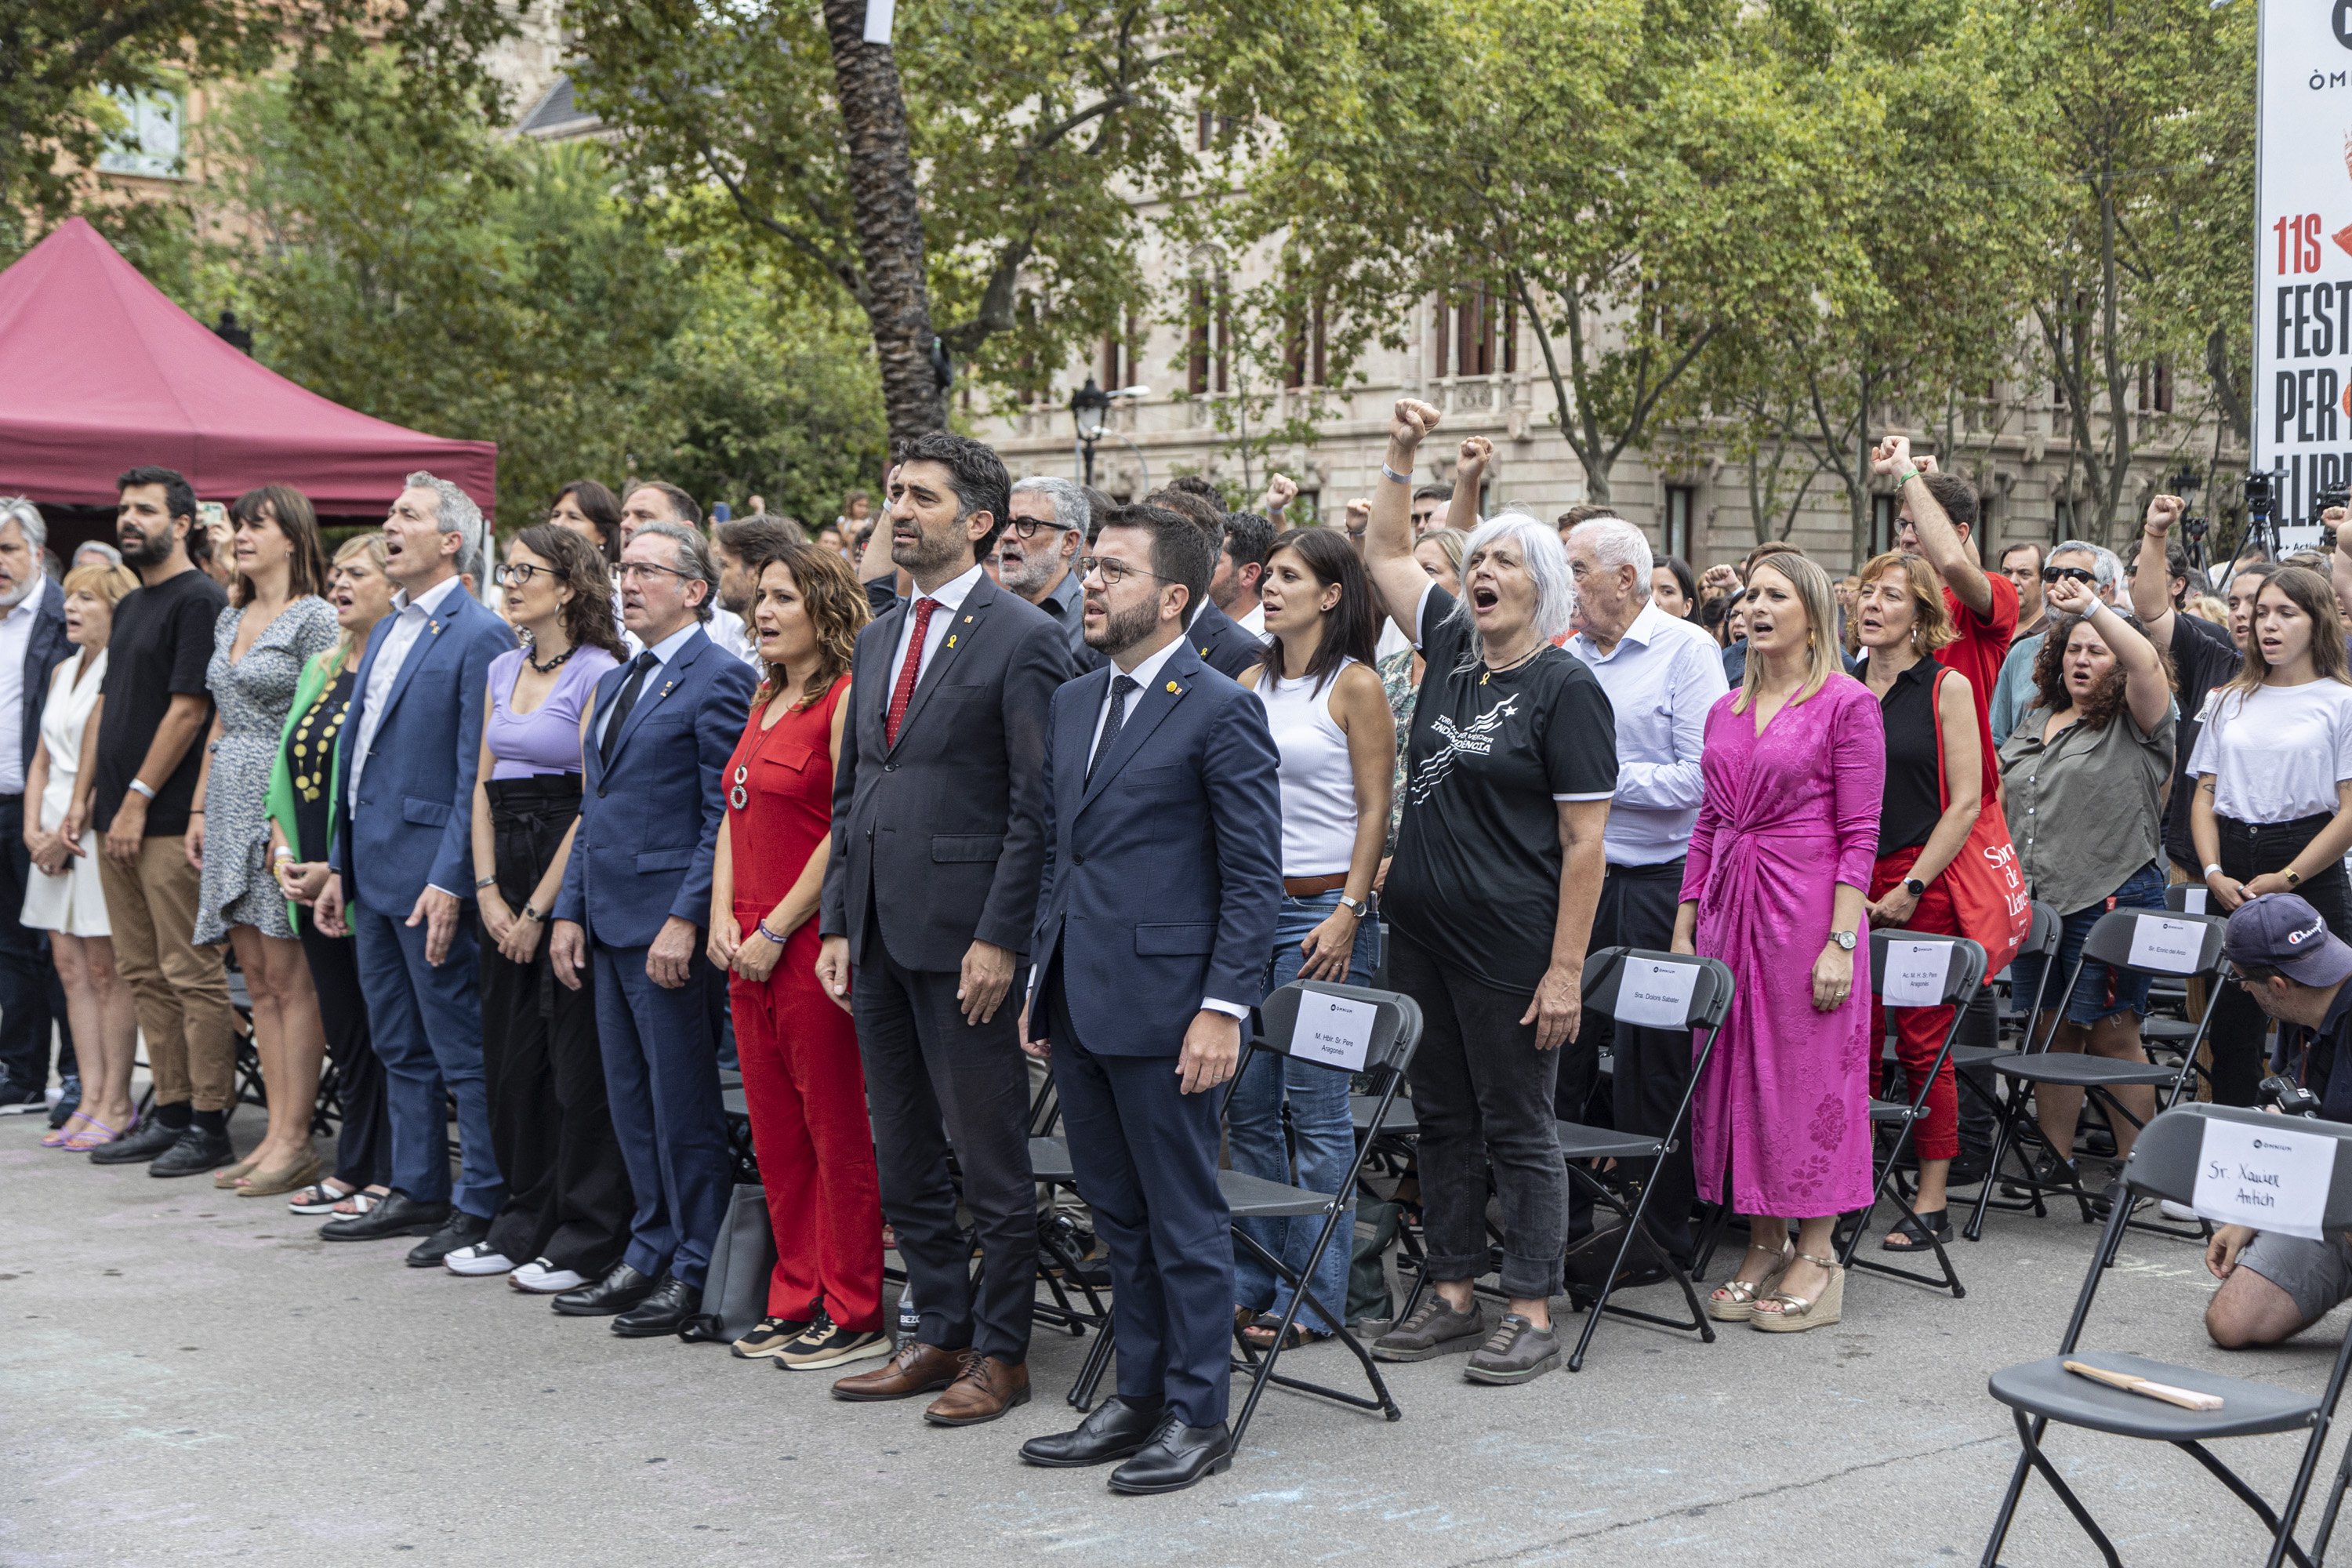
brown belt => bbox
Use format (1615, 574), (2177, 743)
(1283, 873), (1351, 897)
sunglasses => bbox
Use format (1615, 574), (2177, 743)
(2040, 565), (2096, 585)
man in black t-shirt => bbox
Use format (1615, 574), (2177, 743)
(2132, 498), (2248, 876)
(77, 467), (238, 1176)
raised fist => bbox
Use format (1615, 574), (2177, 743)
(2144, 494), (2185, 534)
(1869, 435), (1913, 477)
(1261, 473), (1300, 516)
(1389, 397), (1441, 449)
(1456, 434), (1494, 480)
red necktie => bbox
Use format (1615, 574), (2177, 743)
(884, 597), (938, 746)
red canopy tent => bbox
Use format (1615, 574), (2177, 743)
(0, 217), (495, 515)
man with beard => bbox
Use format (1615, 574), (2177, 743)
(818, 433), (1073, 1425)
(712, 515), (799, 670)
(0, 498), (71, 1116)
(994, 477), (1094, 667)
(1142, 488), (1260, 679)
(78, 468), (240, 1173)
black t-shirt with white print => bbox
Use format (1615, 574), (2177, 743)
(1385, 584), (1618, 994)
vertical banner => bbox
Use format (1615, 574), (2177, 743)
(2254, 1), (2352, 544)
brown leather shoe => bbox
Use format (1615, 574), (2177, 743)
(922, 1353), (1031, 1427)
(829, 1340), (962, 1402)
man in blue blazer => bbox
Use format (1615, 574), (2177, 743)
(1016, 503), (1282, 1496)
(317, 474), (514, 1260)
(549, 521), (756, 1336)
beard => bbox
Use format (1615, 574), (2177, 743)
(1083, 593), (1162, 658)
(996, 543), (1059, 598)
(118, 524), (174, 569)
(891, 519), (968, 579)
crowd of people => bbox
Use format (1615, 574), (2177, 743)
(13, 392), (2352, 1495)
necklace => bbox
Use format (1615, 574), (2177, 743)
(1478, 639), (1544, 684)
(526, 641), (576, 674)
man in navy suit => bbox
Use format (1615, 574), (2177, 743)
(1016, 503), (1282, 1495)
(549, 521), (756, 1335)
(0, 498), (74, 1112)
(317, 474), (515, 1259)
(1141, 486), (1263, 679)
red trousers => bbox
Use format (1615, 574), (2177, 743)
(731, 916), (884, 1330)
(1867, 847), (1961, 1161)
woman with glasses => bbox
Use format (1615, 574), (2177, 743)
(450, 527), (632, 1290)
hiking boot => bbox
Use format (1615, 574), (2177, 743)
(1463, 1312), (1561, 1385)
(1370, 1292), (1486, 1363)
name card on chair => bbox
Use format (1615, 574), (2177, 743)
(1615, 959), (1698, 1029)
(2192, 1119), (2337, 1240)
(2129, 915), (2204, 975)
(1294, 993), (1377, 1073)
(2181, 887), (2209, 914)
(1882, 941), (1955, 1007)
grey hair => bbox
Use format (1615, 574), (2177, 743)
(630, 519), (719, 623)
(73, 539), (121, 567)
(0, 497), (46, 553)
(1011, 476), (1089, 537)
(1573, 515), (1654, 597)
(1447, 512), (1576, 665)
(2050, 538), (2124, 601)
(405, 470), (489, 581)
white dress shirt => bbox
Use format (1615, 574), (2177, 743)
(349, 572), (464, 811)
(1564, 599), (1730, 867)
(887, 563), (986, 696)
(0, 592), (40, 794)
(1236, 601), (1266, 636)
(594, 621), (700, 752)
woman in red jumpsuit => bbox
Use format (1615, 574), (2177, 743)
(708, 537), (884, 1370)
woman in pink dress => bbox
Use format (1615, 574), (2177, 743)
(1673, 550), (1883, 1334)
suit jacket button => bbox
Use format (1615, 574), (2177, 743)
(597, 788), (608, 798)
(884, 761), (896, 772)
(1072, 852), (1084, 866)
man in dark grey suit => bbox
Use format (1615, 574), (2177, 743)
(1144, 487), (1263, 679)
(818, 433), (1074, 1426)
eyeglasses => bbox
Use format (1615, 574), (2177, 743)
(616, 560), (694, 585)
(492, 561), (551, 586)
(1003, 518), (1062, 540)
(2041, 565), (2096, 585)
(1077, 556), (1167, 587)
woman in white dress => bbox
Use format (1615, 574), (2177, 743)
(25, 560), (141, 1150)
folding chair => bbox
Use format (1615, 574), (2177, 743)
(1554, 946), (1736, 1372)
(1838, 931), (1986, 1298)
(1971, 906), (2230, 1245)
(1979, 1104), (2352, 1568)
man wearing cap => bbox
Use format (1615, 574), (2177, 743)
(2204, 894), (2352, 1349)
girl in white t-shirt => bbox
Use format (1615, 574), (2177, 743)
(2189, 564), (2352, 1104)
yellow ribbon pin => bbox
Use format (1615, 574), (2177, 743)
(1165, 681), (1180, 694)
(946, 634), (957, 648)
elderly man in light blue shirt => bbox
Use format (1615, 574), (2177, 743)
(1989, 540), (2123, 746)
(1560, 514), (1729, 1263)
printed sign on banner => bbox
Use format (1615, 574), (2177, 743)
(2127, 914), (2204, 975)
(1615, 958), (1698, 1029)
(2193, 1117), (2338, 1240)
(1294, 992), (1376, 1073)
(2252, 0), (2352, 545)
(1882, 941), (1954, 1007)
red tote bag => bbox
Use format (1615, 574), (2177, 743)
(1931, 667), (2030, 971)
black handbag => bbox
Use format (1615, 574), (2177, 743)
(679, 1183), (776, 1343)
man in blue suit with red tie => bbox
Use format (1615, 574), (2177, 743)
(1017, 503), (1282, 1495)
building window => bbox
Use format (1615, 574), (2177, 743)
(1456, 284), (1497, 378)
(1187, 281), (1210, 396)
(1293, 488), (1321, 524)
(1195, 108), (1231, 151)
(1663, 485), (1695, 560)
(1871, 494), (1899, 557)
(98, 86), (183, 179)
(1430, 296), (1448, 380)
(1283, 296), (1327, 390)
(2137, 358), (2174, 413)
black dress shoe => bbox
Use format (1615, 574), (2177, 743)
(147, 1127), (236, 1178)
(318, 1192), (452, 1242)
(612, 1276), (699, 1338)
(88, 1117), (180, 1166)
(1019, 1396), (1167, 1468)
(405, 1210), (492, 1267)
(1106, 1414), (1232, 1495)
(552, 1262), (657, 1317)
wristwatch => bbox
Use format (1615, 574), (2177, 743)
(1336, 893), (1368, 917)
(1832, 929), (1858, 952)
(1902, 876), (1926, 898)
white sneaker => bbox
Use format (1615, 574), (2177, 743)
(508, 1258), (587, 1294)
(2159, 1200), (2199, 1222)
(444, 1242), (517, 1277)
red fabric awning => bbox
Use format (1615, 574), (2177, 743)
(0, 217), (495, 514)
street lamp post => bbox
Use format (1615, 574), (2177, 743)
(1069, 378), (1111, 488)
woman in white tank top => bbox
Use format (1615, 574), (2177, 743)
(1229, 528), (1395, 1349)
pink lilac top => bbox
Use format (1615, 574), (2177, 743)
(1679, 673), (1886, 1218)
(483, 645), (620, 779)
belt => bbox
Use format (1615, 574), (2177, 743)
(1283, 873), (1351, 896)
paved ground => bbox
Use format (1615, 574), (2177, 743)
(5, 1109), (2351, 1568)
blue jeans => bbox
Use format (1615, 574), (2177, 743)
(1229, 891), (1383, 1334)
(2012, 862), (2167, 1027)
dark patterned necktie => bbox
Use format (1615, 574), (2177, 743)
(1086, 675), (1138, 786)
(599, 651), (659, 768)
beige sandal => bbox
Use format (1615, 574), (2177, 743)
(1751, 1251), (1845, 1333)
(235, 1151), (323, 1198)
(1704, 1239), (1793, 1323)
(211, 1153), (261, 1189)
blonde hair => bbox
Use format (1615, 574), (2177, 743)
(1849, 550), (1956, 658)
(61, 561), (137, 605)
(1731, 551), (1843, 713)
(328, 533), (391, 673)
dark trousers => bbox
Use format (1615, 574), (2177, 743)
(1391, 927), (1566, 1301)
(295, 907), (389, 1189)
(593, 939), (731, 1289)
(2209, 814), (2352, 1106)
(481, 779), (631, 1276)
(353, 899), (502, 1217)
(1559, 860), (1696, 1260)
(853, 909), (1034, 1363)
(1048, 975), (1230, 1427)
(0, 793), (62, 1092)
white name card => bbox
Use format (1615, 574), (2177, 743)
(1615, 959), (1697, 1029)
(2128, 915), (2204, 975)
(2193, 1118), (2338, 1240)
(1294, 993), (1376, 1073)
(1882, 941), (1955, 1007)
(2181, 887), (2209, 915)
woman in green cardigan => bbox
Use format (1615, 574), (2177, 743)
(266, 535), (396, 1218)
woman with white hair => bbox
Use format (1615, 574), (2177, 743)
(1358, 400), (1615, 1387)
(1673, 550), (1884, 1333)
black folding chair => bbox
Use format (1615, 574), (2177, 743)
(1553, 947), (1736, 1372)
(1971, 906), (2230, 1244)
(1979, 1104), (2352, 1568)
(1838, 931), (1986, 1298)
